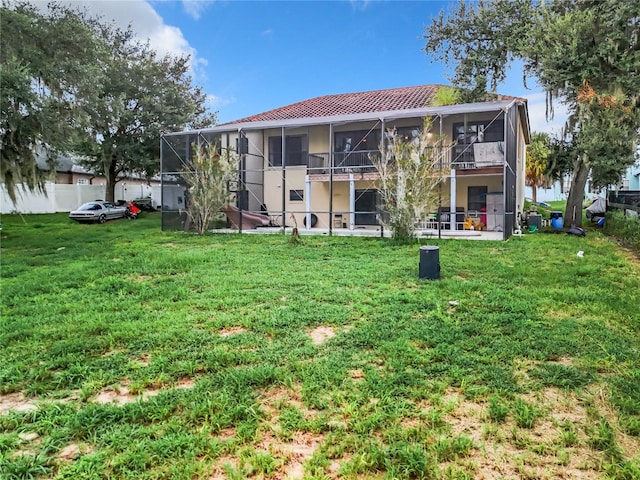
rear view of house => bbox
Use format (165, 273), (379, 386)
(160, 85), (530, 239)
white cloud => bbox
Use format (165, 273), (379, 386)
(57, 0), (205, 74)
(523, 91), (569, 136)
(207, 94), (235, 109)
(182, 0), (213, 21)
(349, 0), (371, 12)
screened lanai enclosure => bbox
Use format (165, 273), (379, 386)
(159, 98), (528, 240)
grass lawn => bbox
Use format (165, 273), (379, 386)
(1, 213), (639, 479)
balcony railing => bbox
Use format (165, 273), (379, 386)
(451, 141), (505, 170)
(306, 142), (504, 174)
(308, 150), (381, 174)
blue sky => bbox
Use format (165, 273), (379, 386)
(60, 0), (567, 132)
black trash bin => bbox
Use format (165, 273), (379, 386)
(419, 246), (440, 280)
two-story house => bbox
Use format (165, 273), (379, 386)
(160, 85), (530, 239)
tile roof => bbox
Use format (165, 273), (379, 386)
(223, 85), (447, 125)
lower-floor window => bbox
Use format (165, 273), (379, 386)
(355, 189), (381, 225)
(289, 189), (304, 201)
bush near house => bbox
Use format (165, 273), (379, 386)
(605, 210), (640, 251)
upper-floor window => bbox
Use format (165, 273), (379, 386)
(268, 135), (308, 167)
(452, 120), (504, 165)
(335, 130), (380, 153)
(453, 120), (504, 145)
(391, 126), (421, 145)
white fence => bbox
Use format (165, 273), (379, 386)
(1, 183), (157, 214)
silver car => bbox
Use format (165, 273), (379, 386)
(69, 201), (127, 223)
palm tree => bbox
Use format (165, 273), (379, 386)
(526, 132), (552, 204)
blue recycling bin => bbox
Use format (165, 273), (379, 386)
(550, 211), (563, 229)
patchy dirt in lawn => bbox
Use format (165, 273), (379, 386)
(175, 377), (196, 390)
(102, 348), (126, 357)
(93, 377), (196, 406)
(209, 455), (240, 479)
(308, 326), (336, 345)
(590, 385), (640, 459)
(546, 356), (574, 367)
(133, 353), (152, 366)
(219, 326), (247, 337)
(278, 432), (325, 479)
(93, 385), (159, 406)
(258, 383), (318, 421)
(203, 381), (633, 479)
(204, 383), (330, 478)
(348, 369), (365, 382)
(213, 427), (236, 441)
(209, 429), (326, 480)
(0, 392), (38, 415)
(435, 387), (615, 479)
(18, 432), (40, 442)
(58, 443), (81, 461)
(125, 274), (154, 282)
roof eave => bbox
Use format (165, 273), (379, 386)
(163, 100), (524, 137)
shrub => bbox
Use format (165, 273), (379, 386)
(604, 211), (640, 251)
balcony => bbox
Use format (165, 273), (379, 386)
(451, 141), (505, 170)
(307, 150), (381, 175)
(304, 141), (505, 176)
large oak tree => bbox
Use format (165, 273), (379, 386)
(1, 1), (215, 203)
(1, 1), (100, 201)
(424, 0), (640, 227)
(74, 20), (215, 202)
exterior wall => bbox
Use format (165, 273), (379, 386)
(450, 176), (503, 210)
(54, 171), (74, 184)
(262, 167), (307, 226)
(257, 111), (518, 230)
(622, 163), (640, 190)
(525, 183), (567, 202)
(309, 125), (330, 154)
(161, 106), (528, 233)
(53, 170), (159, 189)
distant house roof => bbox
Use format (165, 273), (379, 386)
(35, 150), (92, 175)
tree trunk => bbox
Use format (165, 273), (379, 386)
(564, 157), (590, 228)
(532, 186), (537, 204)
(105, 157), (117, 203)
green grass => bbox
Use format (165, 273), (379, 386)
(1, 212), (639, 479)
